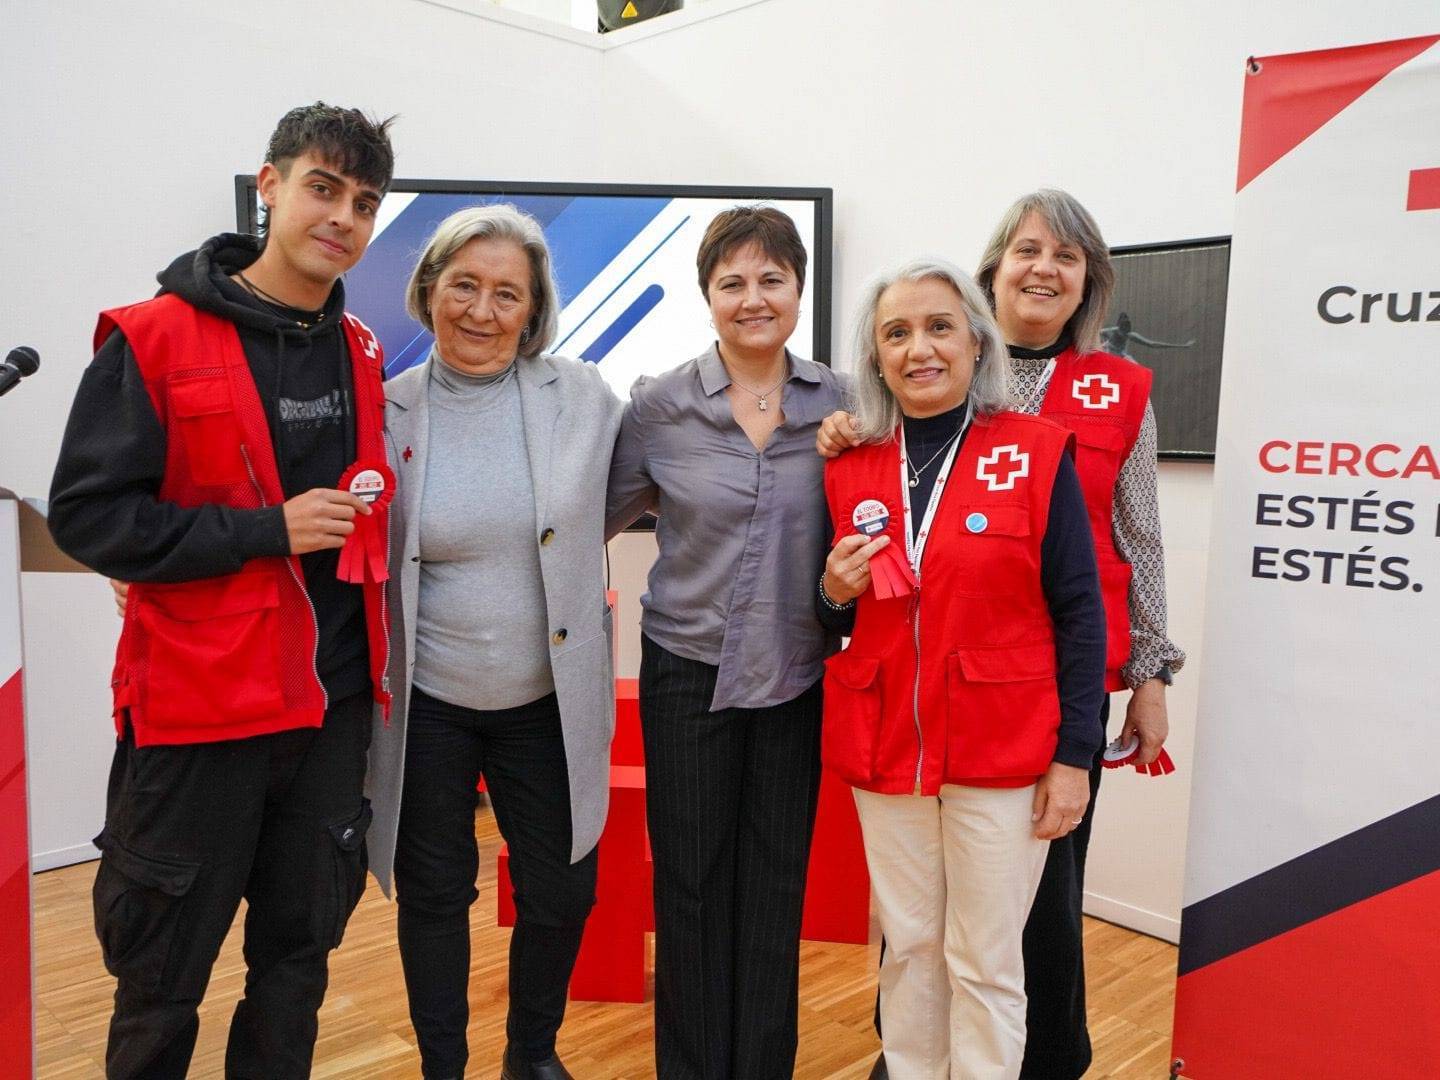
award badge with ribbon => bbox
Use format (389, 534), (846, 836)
(336, 460), (395, 584)
(850, 497), (915, 600)
(1101, 733), (1176, 777)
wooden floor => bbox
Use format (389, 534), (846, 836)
(32, 808), (1178, 1078)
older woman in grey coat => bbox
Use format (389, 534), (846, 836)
(366, 204), (621, 1080)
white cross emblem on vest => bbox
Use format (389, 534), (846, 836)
(1072, 373), (1120, 410)
(977, 445), (1030, 491)
(346, 313), (380, 360)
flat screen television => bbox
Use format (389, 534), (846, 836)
(233, 178), (834, 400)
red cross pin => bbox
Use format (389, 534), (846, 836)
(1073, 373), (1120, 410)
(403, 446), (413, 462)
(977, 444), (1030, 491)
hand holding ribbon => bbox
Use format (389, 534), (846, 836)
(335, 461), (395, 585)
(1101, 735), (1177, 777)
(847, 498), (915, 600)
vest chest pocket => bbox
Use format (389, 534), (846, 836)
(1068, 423), (1127, 507)
(169, 375), (249, 488)
(943, 503), (1034, 597)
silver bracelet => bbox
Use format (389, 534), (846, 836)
(818, 574), (856, 612)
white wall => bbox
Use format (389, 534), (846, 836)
(3, 0), (604, 868)
(6, 0), (1436, 932)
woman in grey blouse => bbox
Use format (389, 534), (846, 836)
(367, 205), (622, 1080)
(606, 207), (847, 1080)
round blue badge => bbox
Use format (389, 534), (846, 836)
(966, 512), (989, 534)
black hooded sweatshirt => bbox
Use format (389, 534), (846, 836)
(49, 233), (370, 703)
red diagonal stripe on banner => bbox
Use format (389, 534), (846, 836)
(1173, 870), (1440, 1078)
(1408, 167), (1440, 211)
(1236, 34), (1440, 192)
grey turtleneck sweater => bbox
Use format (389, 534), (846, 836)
(411, 356), (555, 711)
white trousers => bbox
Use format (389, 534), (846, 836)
(853, 784), (1050, 1080)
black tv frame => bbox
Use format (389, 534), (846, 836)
(234, 176), (835, 367)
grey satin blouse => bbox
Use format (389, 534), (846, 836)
(605, 345), (848, 711)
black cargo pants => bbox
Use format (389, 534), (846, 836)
(92, 691), (373, 1080)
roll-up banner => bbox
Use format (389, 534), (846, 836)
(1173, 34), (1440, 1079)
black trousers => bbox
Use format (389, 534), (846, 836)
(639, 635), (823, 1080)
(393, 687), (597, 1078)
(1019, 695), (1110, 1080)
(93, 691), (373, 1080)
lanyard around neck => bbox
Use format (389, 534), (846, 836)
(900, 398), (973, 580)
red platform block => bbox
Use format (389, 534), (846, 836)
(496, 765), (653, 1002)
(612, 678), (643, 767)
(500, 680), (870, 1005)
(800, 767), (871, 944)
(568, 765), (650, 1003)
(497, 846), (514, 927)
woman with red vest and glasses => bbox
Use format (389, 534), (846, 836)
(821, 191), (1186, 1080)
(816, 258), (1106, 1079)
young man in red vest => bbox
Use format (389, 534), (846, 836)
(49, 102), (397, 1080)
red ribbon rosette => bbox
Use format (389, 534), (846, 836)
(336, 460), (395, 585)
(868, 544), (916, 600)
(1101, 734), (1176, 777)
(848, 497), (915, 600)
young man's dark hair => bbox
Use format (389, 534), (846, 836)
(49, 103), (397, 1080)
(258, 102), (397, 235)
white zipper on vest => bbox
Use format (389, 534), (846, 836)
(241, 443), (328, 710)
(910, 586), (923, 795)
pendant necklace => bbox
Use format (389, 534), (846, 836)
(905, 429), (963, 488)
(731, 372), (787, 412)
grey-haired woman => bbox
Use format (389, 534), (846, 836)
(368, 203), (621, 1080)
(818, 258), (1105, 1078)
(820, 191), (1185, 1080)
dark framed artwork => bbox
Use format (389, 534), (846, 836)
(1104, 237), (1230, 459)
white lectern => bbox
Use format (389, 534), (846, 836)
(0, 489), (86, 1076)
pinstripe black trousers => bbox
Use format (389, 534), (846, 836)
(639, 635), (823, 1080)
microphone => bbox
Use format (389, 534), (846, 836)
(0, 346), (40, 397)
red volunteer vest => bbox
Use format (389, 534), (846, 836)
(822, 412), (1073, 794)
(96, 294), (392, 746)
(1039, 349), (1150, 689)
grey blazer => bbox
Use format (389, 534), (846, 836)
(366, 353), (624, 897)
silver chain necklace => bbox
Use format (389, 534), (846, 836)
(905, 428), (963, 488)
(730, 372), (787, 412)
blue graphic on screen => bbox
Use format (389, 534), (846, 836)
(325, 190), (819, 400)
(558, 217), (688, 356)
(581, 283), (665, 363)
(347, 195), (669, 375)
